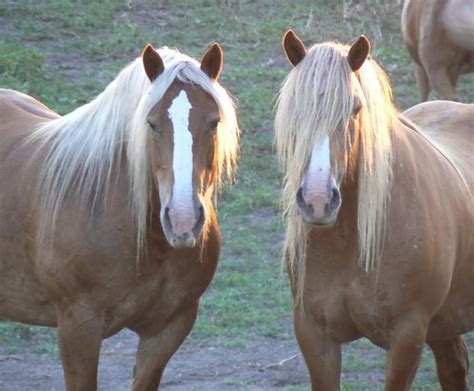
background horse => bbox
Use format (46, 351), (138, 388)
(275, 29), (473, 390)
(0, 42), (239, 390)
(402, 0), (474, 102)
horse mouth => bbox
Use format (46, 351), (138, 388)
(298, 209), (338, 228)
(305, 219), (336, 229)
(169, 232), (197, 248)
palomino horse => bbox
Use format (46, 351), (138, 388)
(275, 30), (473, 390)
(402, 0), (474, 102)
(0, 43), (239, 390)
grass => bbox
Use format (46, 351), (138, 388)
(0, 0), (473, 389)
(0, 322), (57, 355)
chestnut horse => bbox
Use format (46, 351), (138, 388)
(0, 43), (239, 390)
(402, 0), (474, 102)
(275, 30), (473, 390)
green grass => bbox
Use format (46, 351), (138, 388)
(0, 322), (57, 355)
(0, 0), (473, 388)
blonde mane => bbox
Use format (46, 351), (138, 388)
(29, 46), (239, 249)
(275, 42), (397, 306)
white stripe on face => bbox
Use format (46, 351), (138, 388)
(305, 135), (331, 199)
(168, 90), (194, 234)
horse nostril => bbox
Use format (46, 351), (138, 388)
(296, 187), (306, 208)
(163, 206), (173, 231)
(329, 188), (341, 210)
(193, 204), (205, 234)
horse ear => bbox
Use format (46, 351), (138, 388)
(347, 35), (371, 72)
(142, 44), (164, 82)
(282, 29), (307, 67)
(201, 43), (223, 81)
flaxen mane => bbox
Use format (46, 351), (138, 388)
(275, 42), (396, 305)
(28, 47), (239, 249)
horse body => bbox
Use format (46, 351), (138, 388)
(277, 31), (473, 390)
(0, 90), (58, 326)
(402, 101), (474, 339)
(303, 105), (473, 340)
(0, 43), (238, 390)
(402, 0), (474, 101)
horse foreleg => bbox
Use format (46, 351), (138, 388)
(294, 311), (341, 391)
(384, 316), (428, 391)
(131, 303), (199, 391)
(428, 336), (469, 391)
(57, 303), (104, 391)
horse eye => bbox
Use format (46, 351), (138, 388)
(148, 121), (159, 133)
(209, 120), (220, 132)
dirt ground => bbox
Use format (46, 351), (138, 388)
(0, 329), (389, 390)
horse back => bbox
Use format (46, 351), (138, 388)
(0, 89), (60, 191)
(0, 89), (59, 158)
(402, 101), (473, 190)
(0, 89), (59, 123)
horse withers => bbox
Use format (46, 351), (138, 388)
(0, 43), (239, 390)
(402, 0), (474, 102)
(275, 29), (473, 390)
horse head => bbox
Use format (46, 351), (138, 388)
(280, 30), (371, 227)
(141, 44), (226, 248)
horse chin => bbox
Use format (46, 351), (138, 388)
(168, 233), (197, 249)
(306, 220), (337, 229)
(299, 209), (339, 228)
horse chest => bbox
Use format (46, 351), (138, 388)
(305, 280), (362, 342)
(305, 273), (394, 345)
(113, 247), (218, 332)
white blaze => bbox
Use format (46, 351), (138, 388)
(168, 90), (195, 235)
(304, 135), (331, 217)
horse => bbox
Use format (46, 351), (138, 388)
(275, 29), (473, 390)
(401, 0), (474, 102)
(0, 42), (239, 390)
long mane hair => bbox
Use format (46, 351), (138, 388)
(275, 42), (397, 306)
(29, 46), (239, 249)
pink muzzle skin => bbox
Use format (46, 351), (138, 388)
(168, 203), (197, 236)
(297, 173), (341, 225)
(304, 192), (330, 220)
(303, 169), (332, 220)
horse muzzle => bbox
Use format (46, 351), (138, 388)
(296, 185), (341, 227)
(161, 203), (205, 248)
